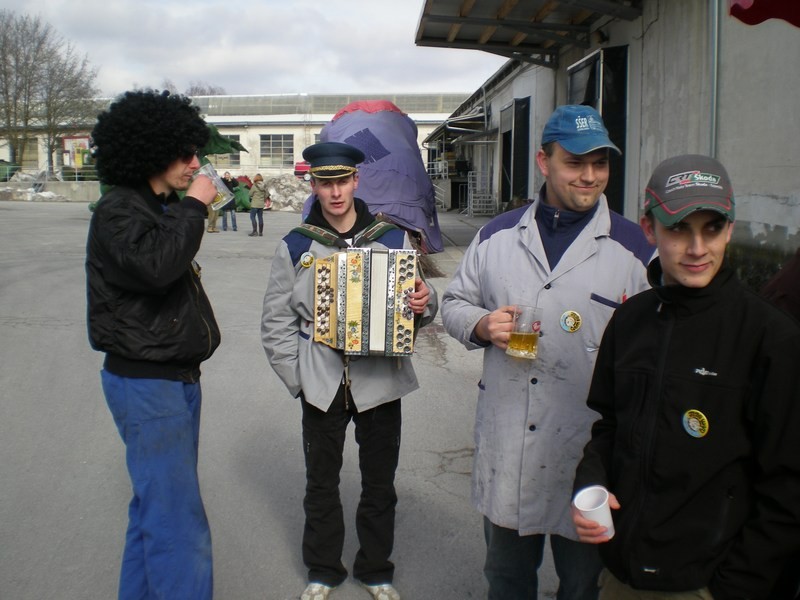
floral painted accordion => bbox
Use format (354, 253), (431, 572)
(313, 248), (417, 356)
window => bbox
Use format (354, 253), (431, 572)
(22, 138), (39, 168)
(260, 134), (294, 168)
(209, 134), (240, 168)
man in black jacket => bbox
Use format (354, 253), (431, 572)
(572, 154), (800, 599)
(86, 90), (220, 600)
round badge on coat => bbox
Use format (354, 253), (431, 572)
(682, 409), (709, 438)
(560, 310), (582, 333)
(300, 252), (315, 268)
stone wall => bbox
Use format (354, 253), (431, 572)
(0, 181), (98, 203)
(0, 175), (313, 210)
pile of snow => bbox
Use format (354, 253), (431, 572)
(265, 174), (311, 213)
(0, 185), (65, 202)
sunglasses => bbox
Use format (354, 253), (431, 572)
(179, 147), (199, 163)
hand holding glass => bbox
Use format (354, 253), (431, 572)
(505, 305), (542, 360)
(193, 163), (234, 211)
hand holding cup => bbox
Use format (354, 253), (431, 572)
(572, 485), (616, 542)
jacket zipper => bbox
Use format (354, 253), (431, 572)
(189, 266), (214, 361)
(343, 357), (351, 411)
(619, 306), (675, 571)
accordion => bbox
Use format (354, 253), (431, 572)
(313, 248), (418, 356)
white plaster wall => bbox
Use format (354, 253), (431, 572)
(716, 13), (800, 240)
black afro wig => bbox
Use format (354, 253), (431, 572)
(91, 89), (210, 186)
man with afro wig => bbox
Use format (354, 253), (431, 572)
(86, 89), (221, 600)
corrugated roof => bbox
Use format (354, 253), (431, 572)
(415, 0), (642, 68)
(190, 93), (470, 117)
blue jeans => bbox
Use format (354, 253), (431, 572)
(483, 517), (601, 600)
(101, 371), (213, 600)
(221, 209), (236, 230)
(250, 207), (263, 229)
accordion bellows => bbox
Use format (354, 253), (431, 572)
(314, 248), (417, 356)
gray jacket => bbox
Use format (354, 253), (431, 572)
(262, 224), (437, 411)
(441, 195), (653, 538)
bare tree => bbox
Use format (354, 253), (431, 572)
(141, 79), (225, 97)
(160, 78), (179, 94)
(185, 80), (226, 96)
(0, 10), (99, 171)
(0, 11), (53, 165)
(39, 42), (101, 175)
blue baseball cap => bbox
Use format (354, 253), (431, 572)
(541, 105), (621, 156)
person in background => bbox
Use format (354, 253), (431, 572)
(86, 89), (221, 600)
(441, 105), (654, 600)
(207, 201), (219, 233)
(572, 154), (800, 600)
(261, 142), (437, 600)
(221, 170), (238, 231)
(249, 173), (268, 237)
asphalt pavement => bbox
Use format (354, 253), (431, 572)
(0, 201), (557, 599)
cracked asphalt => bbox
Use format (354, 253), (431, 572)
(0, 201), (557, 599)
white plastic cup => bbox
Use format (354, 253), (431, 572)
(573, 485), (615, 539)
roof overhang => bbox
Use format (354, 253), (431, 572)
(415, 0), (642, 68)
(424, 105), (492, 146)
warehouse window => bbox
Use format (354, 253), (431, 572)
(260, 134), (294, 168)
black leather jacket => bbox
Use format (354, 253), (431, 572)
(86, 184), (220, 382)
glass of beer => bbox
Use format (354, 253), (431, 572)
(193, 163), (235, 211)
(505, 305), (543, 360)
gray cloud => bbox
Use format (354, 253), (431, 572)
(15, 0), (507, 97)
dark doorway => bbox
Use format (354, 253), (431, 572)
(499, 97), (531, 205)
(567, 46), (628, 215)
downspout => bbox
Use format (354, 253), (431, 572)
(709, 0), (720, 158)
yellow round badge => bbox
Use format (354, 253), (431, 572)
(560, 310), (582, 333)
(300, 252), (315, 268)
(682, 409), (709, 438)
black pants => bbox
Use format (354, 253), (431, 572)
(301, 383), (401, 587)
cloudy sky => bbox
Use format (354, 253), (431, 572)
(13, 0), (509, 98)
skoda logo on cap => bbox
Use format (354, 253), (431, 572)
(666, 171), (721, 189)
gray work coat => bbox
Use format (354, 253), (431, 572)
(441, 196), (653, 539)
(262, 225), (437, 412)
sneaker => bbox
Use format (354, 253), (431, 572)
(361, 582), (400, 600)
(301, 582), (335, 600)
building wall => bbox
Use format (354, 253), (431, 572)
(2, 95), (456, 182)
(618, 0), (799, 279)
(717, 13), (800, 251)
(446, 0), (798, 272)
(461, 64), (554, 204)
(207, 117), (444, 179)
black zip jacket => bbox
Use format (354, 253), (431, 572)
(86, 184), (221, 382)
(574, 258), (800, 599)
